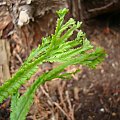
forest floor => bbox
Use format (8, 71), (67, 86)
(0, 24), (120, 120)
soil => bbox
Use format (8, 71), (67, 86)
(0, 16), (120, 120)
(73, 28), (120, 120)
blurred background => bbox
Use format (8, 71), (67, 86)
(0, 0), (120, 120)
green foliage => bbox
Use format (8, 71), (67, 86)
(0, 8), (106, 120)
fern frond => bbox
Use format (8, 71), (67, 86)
(10, 92), (20, 118)
(47, 39), (93, 63)
(0, 8), (106, 120)
(0, 8), (105, 104)
(0, 65), (38, 103)
(0, 54), (48, 103)
(10, 89), (35, 120)
(10, 46), (106, 120)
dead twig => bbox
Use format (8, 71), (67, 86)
(53, 102), (70, 120)
(15, 52), (23, 64)
(58, 81), (68, 113)
(40, 86), (56, 120)
(66, 91), (75, 120)
(88, 2), (114, 13)
(41, 84), (72, 120)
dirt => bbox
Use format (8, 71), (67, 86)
(73, 28), (120, 120)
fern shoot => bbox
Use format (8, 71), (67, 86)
(0, 8), (106, 120)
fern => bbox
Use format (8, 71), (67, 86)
(10, 48), (105, 120)
(0, 8), (106, 120)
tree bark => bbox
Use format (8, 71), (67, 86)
(0, 40), (10, 83)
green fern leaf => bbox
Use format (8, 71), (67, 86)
(0, 8), (106, 120)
